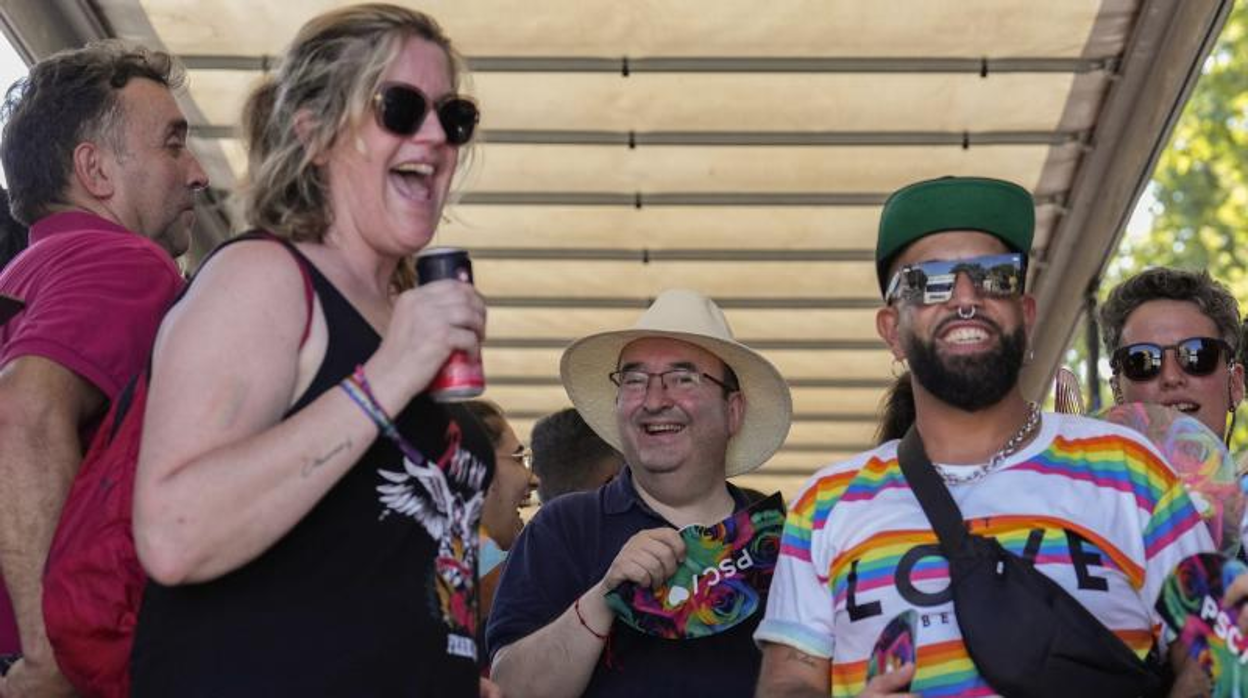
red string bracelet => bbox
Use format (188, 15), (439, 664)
(574, 595), (616, 669)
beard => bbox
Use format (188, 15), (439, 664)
(904, 320), (1027, 412)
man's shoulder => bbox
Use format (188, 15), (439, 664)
(785, 443), (900, 515)
(1037, 411), (1165, 459)
(11, 227), (175, 284)
(802, 442), (899, 488)
(48, 227), (171, 264)
(1019, 412), (1184, 497)
(522, 488), (613, 541)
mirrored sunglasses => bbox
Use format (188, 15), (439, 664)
(1111, 336), (1233, 382)
(886, 252), (1025, 305)
(372, 82), (479, 146)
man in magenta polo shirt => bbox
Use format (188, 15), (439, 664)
(0, 40), (207, 696)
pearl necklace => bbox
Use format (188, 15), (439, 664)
(934, 402), (1042, 486)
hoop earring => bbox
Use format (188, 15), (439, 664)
(891, 357), (908, 379)
(957, 305), (976, 320)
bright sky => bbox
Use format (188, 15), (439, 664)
(0, 34), (29, 187)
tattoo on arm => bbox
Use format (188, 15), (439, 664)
(301, 438), (353, 477)
(784, 648), (821, 669)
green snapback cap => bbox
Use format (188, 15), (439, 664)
(875, 176), (1035, 296)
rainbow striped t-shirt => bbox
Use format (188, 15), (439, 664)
(754, 412), (1213, 697)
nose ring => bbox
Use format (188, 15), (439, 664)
(957, 305), (976, 320)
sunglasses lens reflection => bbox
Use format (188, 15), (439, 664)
(1117, 338), (1227, 381)
(1179, 339), (1224, 375)
(1119, 346), (1162, 381)
(437, 98), (479, 145)
(889, 253), (1024, 305)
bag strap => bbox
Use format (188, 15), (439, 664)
(897, 426), (970, 554)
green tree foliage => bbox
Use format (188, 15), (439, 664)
(1112, 3), (1248, 291)
(1082, 4), (1248, 449)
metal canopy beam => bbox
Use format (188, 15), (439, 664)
(0, 0), (107, 62)
(179, 54), (1117, 75)
(484, 296), (883, 309)
(190, 125), (1085, 147)
(1023, 0), (1234, 399)
(468, 248), (876, 262)
(486, 337), (885, 350)
(457, 191), (1067, 207)
(488, 376), (892, 390)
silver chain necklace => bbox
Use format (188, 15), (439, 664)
(934, 402), (1042, 486)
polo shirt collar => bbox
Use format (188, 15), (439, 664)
(29, 211), (133, 245)
(603, 467), (641, 515)
(603, 465), (750, 518)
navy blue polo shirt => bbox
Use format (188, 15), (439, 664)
(486, 468), (765, 697)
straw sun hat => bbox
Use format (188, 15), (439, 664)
(559, 289), (793, 477)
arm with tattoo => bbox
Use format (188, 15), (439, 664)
(755, 644), (830, 697)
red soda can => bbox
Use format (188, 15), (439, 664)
(415, 247), (485, 401)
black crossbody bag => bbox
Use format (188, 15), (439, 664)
(897, 426), (1163, 698)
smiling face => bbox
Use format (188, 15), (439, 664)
(612, 337), (743, 481)
(321, 36), (459, 256)
(877, 231), (1036, 411)
(102, 78), (208, 256)
(1114, 299), (1244, 438)
(480, 422), (538, 551)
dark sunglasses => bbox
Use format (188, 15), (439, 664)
(886, 252), (1025, 305)
(1111, 336), (1234, 382)
(372, 82), (479, 146)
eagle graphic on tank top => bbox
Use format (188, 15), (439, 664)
(375, 419), (488, 659)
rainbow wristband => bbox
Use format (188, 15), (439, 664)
(340, 367), (398, 441)
(339, 366), (426, 466)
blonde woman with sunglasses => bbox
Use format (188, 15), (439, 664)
(129, 5), (499, 696)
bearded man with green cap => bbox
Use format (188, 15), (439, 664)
(487, 289), (792, 697)
(754, 176), (1214, 697)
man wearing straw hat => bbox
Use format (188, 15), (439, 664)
(753, 176), (1214, 697)
(487, 288), (792, 697)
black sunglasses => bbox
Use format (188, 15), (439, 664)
(1111, 336), (1234, 382)
(372, 82), (479, 146)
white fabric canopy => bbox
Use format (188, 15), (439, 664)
(1, 0), (1227, 497)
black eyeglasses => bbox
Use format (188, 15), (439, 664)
(608, 369), (737, 396)
(372, 82), (479, 146)
(1111, 336), (1234, 382)
(886, 253), (1025, 305)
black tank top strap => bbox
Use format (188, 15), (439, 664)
(192, 230), (315, 347)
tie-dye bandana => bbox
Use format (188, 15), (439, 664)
(605, 493), (784, 639)
(1157, 553), (1248, 697)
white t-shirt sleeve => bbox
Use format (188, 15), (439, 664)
(754, 470), (843, 658)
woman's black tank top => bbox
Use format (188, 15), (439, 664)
(131, 236), (493, 697)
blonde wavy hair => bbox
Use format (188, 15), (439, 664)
(241, 3), (469, 290)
